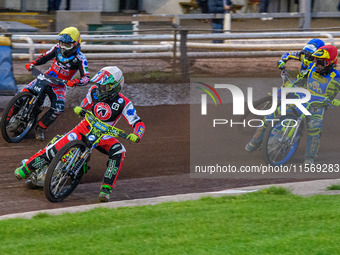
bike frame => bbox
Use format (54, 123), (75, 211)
(61, 111), (128, 179)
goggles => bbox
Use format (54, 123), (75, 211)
(315, 58), (331, 67)
(98, 84), (110, 93)
(59, 41), (74, 49)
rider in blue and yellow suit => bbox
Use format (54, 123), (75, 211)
(302, 45), (340, 164)
(246, 45), (340, 165)
(277, 38), (325, 78)
(245, 39), (324, 154)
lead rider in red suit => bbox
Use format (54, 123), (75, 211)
(14, 66), (145, 203)
(24, 26), (90, 141)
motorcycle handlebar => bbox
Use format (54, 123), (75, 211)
(82, 110), (131, 141)
(31, 67), (67, 86)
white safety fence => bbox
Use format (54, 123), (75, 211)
(9, 31), (340, 78)
(11, 31), (340, 61)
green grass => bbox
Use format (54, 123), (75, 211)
(1, 186), (340, 255)
(327, 184), (340, 190)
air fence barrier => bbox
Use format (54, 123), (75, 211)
(9, 30), (340, 79)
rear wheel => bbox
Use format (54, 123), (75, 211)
(0, 92), (37, 143)
(262, 114), (303, 166)
(44, 140), (87, 202)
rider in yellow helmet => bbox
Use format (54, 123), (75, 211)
(21, 26), (90, 141)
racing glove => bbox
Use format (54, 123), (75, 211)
(332, 99), (340, 107)
(25, 62), (35, 71)
(74, 106), (85, 117)
(277, 60), (285, 70)
(127, 133), (140, 143)
(66, 80), (77, 87)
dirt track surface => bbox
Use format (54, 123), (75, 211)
(1, 100), (340, 216)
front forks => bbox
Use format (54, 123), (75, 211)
(64, 147), (91, 179)
(280, 118), (302, 145)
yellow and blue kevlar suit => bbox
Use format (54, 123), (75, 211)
(278, 51), (314, 78)
(246, 63), (340, 162)
(302, 63), (340, 160)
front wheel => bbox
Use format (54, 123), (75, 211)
(262, 114), (303, 166)
(238, 95), (274, 136)
(0, 92), (37, 143)
(44, 140), (88, 202)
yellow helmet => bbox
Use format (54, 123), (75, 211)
(57, 27), (81, 60)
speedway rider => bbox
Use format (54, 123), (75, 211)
(14, 66), (145, 202)
(245, 39), (325, 154)
(277, 38), (325, 78)
(246, 45), (340, 165)
(18, 26), (90, 141)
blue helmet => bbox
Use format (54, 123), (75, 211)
(303, 38), (325, 53)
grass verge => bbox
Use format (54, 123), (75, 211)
(1, 187), (340, 255)
(327, 184), (340, 190)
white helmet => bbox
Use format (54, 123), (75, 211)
(91, 66), (125, 97)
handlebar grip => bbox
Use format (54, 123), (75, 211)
(119, 132), (128, 139)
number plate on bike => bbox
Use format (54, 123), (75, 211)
(94, 122), (107, 132)
(32, 85), (42, 92)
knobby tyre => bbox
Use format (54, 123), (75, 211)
(44, 140), (87, 202)
(262, 114), (302, 166)
(0, 92), (36, 143)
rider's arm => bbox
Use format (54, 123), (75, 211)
(80, 85), (96, 110)
(32, 44), (58, 65)
(278, 51), (302, 68)
(66, 52), (90, 87)
(25, 45), (58, 70)
(122, 100), (145, 140)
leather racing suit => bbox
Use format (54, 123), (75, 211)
(22, 85), (145, 190)
(24, 43), (90, 129)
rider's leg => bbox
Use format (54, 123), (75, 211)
(14, 120), (88, 179)
(97, 139), (126, 202)
(305, 108), (324, 164)
(245, 125), (267, 152)
(35, 86), (66, 141)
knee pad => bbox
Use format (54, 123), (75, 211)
(108, 143), (126, 159)
(307, 118), (322, 136)
(52, 103), (65, 116)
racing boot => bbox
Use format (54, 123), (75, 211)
(98, 185), (112, 203)
(35, 125), (45, 141)
(245, 126), (266, 152)
(14, 164), (31, 180)
(304, 157), (315, 165)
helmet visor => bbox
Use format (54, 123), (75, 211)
(313, 48), (331, 59)
(98, 84), (110, 93)
(57, 34), (74, 43)
(59, 41), (73, 49)
(315, 58), (330, 67)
